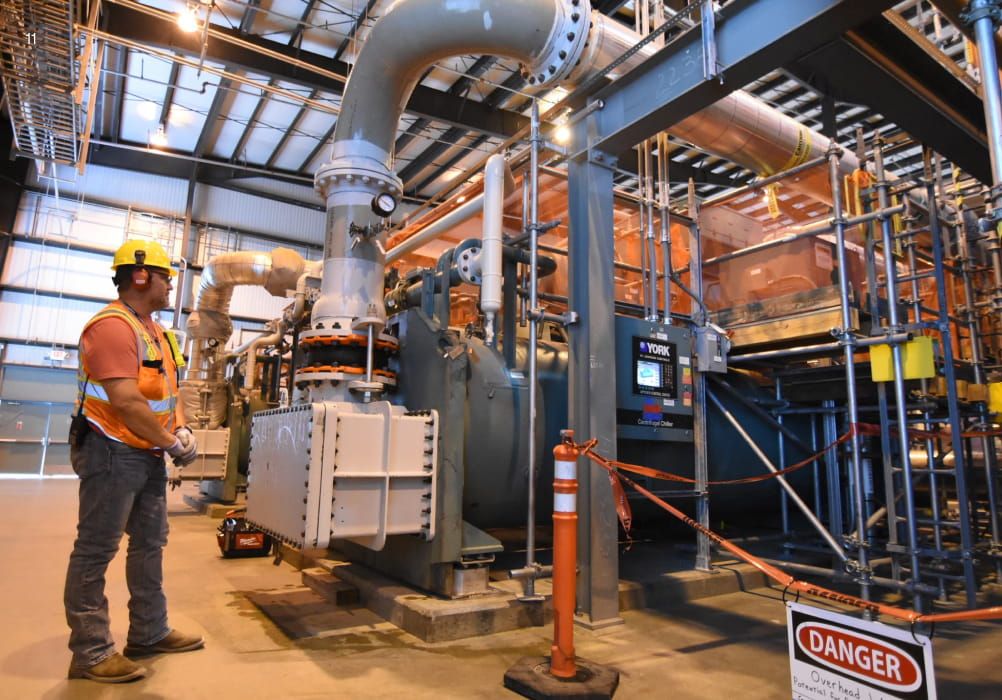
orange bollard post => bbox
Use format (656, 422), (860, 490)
(550, 431), (579, 679)
(503, 429), (619, 698)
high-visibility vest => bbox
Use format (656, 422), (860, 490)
(76, 301), (184, 450)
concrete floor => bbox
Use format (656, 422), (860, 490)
(1, 479), (1000, 699)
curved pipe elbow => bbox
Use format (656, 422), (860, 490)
(190, 248), (306, 340)
(332, 0), (579, 162)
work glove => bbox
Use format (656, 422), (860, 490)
(166, 427), (198, 467)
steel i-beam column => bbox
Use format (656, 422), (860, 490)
(567, 126), (621, 629)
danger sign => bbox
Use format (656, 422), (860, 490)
(788, 602), (936, 699)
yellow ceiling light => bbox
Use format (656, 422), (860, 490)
(553, 124), (571, 144)
(177, 5), (199, 33)
(150, 124), (169, 148)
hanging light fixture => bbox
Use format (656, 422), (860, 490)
(177, 4), (199, 33)
(150, 124), (169, 148)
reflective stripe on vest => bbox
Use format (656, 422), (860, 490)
(76, 301), (179, 450)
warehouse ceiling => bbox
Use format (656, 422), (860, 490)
(6, 0), (994, 214)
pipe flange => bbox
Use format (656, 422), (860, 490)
(314, 142), (403, 202)
(961, 0), (1002, 26)
(455, 238), (482, 285)
(520, 0), (591, 87)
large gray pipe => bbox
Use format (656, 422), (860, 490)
(312, 0), (592, 333)
(312, 0), (876, 337)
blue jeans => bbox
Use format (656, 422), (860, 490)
(64, 429), (171, 667)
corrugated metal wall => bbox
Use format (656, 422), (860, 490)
(3, 164), (326, 475)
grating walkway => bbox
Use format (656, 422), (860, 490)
(0, 0), (79, 164)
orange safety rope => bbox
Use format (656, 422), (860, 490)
(572, 437), (1002, 625)
(591, 426), (856, 488)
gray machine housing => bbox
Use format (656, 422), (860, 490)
(614, 316), (694, 443)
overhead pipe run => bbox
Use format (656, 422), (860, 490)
(385, 156), (516, 265)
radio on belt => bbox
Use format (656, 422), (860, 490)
(614, 316), (694, 443)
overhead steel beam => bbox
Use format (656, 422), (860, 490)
(106, 45), (128, 141)
(102, 2), (528, 139)
(397, 56), (501, 185)
(411, 134), (489, 194)
(333, 0), (380, 62)
(787, 14), (990, 184)
(299, 121), (336, 172)
(405, 69), (525, 194)
(158, 62), (181, 127)
(265, 88), (319, 169)
(88, 139), (309, 185)
(207, 0), (309, 167)
(186, 0), (267, 191)
(580, 0), (897, 156)
(229, 80), (277, 163)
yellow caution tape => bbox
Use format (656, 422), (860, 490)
(766, 183), (781, 219)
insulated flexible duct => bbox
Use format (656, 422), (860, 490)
(181, 248), (306, 427)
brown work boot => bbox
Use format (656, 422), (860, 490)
(124, 629), (205, 658)
(68, 653), (146, 683)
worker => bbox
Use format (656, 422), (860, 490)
(64, 239), (204, 683)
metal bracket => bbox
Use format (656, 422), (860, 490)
(529, 309), (579, 326)
(527, 219), (562, 235)
(701, 0), (722, 82)
(961, 0), (1002, 26)
(587, 149), (617, 168)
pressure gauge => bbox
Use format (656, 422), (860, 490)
(371, 192), (398, 217)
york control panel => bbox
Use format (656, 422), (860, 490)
(615, 316), (694, 442)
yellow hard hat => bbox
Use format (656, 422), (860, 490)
(111, 239), (176, 276)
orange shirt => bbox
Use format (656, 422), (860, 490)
(80, 316), (143, 381)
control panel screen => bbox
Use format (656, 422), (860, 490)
(632, 336), (677, 399)
(636, 360), (662, 389)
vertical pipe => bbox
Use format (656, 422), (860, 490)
(874, 142), (922, 608)
(659, 132), (673, 320)
(688, 181), (711, 571)
(174, 169), (198, 328)
(829, 146), (871, 603)
(810, 416), (823, 518)
(524, 100), (542, 598)
(922, 147), (979, 606)
(645, 141), (658, 321)
(902, 223), (945, 571)
(971, 1), (1002, 312)
(823, 401), (844, 555)
(550, 435), (579, 679)
(520, 177), (530, 326)
(365, 325), (375, 385)
(777, 378), (790, 537)
(637, 144), (650, 319)
(971, 1), (1002, 198)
